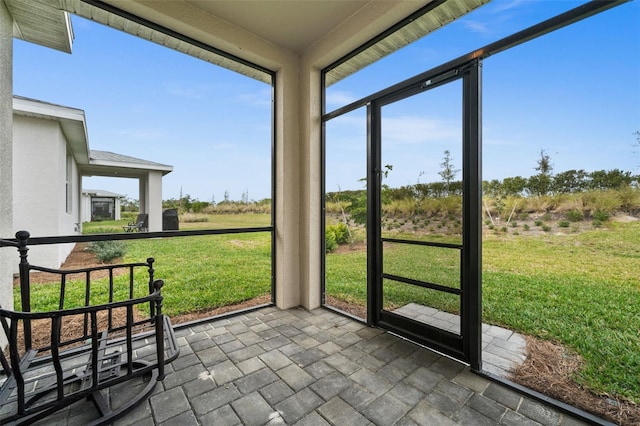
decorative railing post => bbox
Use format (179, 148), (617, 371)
(15, 230), (31, 350)
(147, 258), (155, 319)
(153, 279), (165, 380)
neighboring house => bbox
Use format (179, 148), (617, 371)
(11, 96), (173, 270)
(81, 189), (124, 222)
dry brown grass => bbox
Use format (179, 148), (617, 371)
(511, 336), (640, 426)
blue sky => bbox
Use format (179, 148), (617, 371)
(14, 1), (640, 201)
(325, 0), (640, 193)
(14, 16), (272, 203)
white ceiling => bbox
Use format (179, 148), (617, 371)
(8, 0), (488, 85)
(188, 0), (371, 53)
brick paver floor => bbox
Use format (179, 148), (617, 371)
(35, 307), (590, 425)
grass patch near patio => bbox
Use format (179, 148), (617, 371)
(122, 234), (272, 316)
(18, 232), (272, 318)
(325, 222), (640, 403)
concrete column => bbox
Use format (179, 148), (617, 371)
(274, 58), (302, 309)
(297, 63), (322, 310)
(145, 171), (163, 232)
(0, 0), (14, 335)
(138, 177), (147, 214)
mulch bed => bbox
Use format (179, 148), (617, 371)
(510, 337), (639, 426)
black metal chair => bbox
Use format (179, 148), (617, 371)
(123, 213), (148, 232)
(0, 231), (179, 425)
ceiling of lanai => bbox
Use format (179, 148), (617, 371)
(6, 0), (489, 84)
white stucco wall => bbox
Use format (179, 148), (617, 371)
(0, 0), (14, 340)
(81, 193), (91, 223)
(13, 115), (76, 268)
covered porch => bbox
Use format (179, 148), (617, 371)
(33, 306), (578, 426)
(80, 149), (174, 232)
(0, 0), (634, 425)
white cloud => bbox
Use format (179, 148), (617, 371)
(326, 90), (357, 108)
(382, 116), (460, 145)
(463, 20), (490, 34)
(491, 0), (528, 13)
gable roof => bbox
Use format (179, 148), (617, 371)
(88, 150), (173, 176)
(82, 189), (125, 198)
(13, 96), (89, 164)
(13, 96), (173, 178)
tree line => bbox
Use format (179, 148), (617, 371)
(329, 149), (638, 202)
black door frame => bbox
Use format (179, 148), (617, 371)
(365, 61), (482, 369)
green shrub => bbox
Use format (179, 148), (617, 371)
(325, 230), (337, 252)
(87, 241), (127, 263)
(501, 227), (508, 233)
(121, 212), (137, 222)
(566, 209), (583, 222)
(523, 224), (530, 231)
(326, 223), (350, 252)
(542, 212), (552, 221)
(542, 225), (551, 232)
(510, 222), (518, 228)
(592, 210), (610, 222)
(534, 220), (543, 227)
(329, 223), (350, 245)
(558, 220), (570, 228)
(592, 219), (604, 228)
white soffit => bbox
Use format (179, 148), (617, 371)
(325, 0), (491, 86)
(62, 0), (273, 84)
(6, 0), (73, 53)
(24, 0), (488, 86)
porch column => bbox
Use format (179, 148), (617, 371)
(274, 57), (302, 309)
(142, 171), (163, 232)
(138, 177), (147, 215)
(0, 0), (14, 330)
(297, 64), (322, 310)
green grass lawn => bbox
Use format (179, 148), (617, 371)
(122, 234), (272, 316)
(326, 222), (640, 403)
(20, 214), (639, 403)
(21, 215), (272, 318)
(20, 233), (272, 318)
